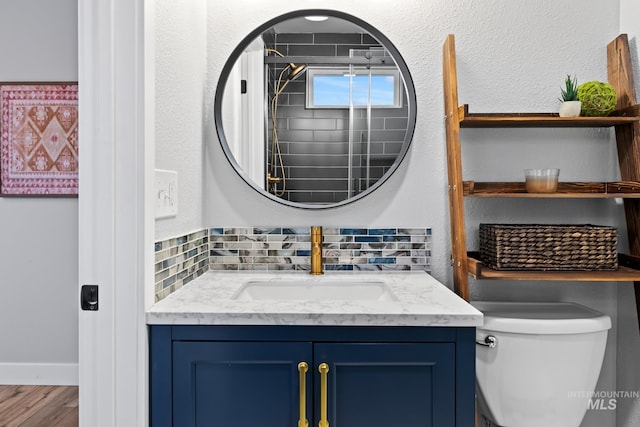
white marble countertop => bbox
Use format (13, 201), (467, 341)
(146, 271), (483, 327)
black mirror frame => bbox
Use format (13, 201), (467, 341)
(214, 9), (417, 209)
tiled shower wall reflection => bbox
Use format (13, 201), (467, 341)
(267, 32), (408, 204)
(154, 229), (209, 302)
(210, 227), (431, 272)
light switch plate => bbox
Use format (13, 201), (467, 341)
(155, 169), (178, 219)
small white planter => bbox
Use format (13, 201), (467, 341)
(559, 100), (582, 117)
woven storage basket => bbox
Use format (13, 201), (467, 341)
(479, 224), (618, 271)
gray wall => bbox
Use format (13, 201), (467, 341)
(267, 33), (408, 204)
(0, 0), (78, 384)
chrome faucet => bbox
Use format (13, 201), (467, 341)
(310, 226), (324, 275)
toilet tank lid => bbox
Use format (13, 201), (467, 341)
(471, 301), (612, 334)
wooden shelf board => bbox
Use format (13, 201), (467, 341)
(467, 252), (640, 281)
(458, 104), (640, 128)
(463, 181), (640, 198)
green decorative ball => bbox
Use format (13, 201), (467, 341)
(577, 81), (617, 116)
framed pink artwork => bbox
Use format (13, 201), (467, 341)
(0, 82), (78, 196)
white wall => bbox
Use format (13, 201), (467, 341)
(154, 0), (207, 241)
(0, 0), (78, 384)
(195, 1), (638, 426)
(617, 2), (640, 426)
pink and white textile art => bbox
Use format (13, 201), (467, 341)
(0, 83), (78, 195)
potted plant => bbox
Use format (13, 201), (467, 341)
(558, 74), (581, 117)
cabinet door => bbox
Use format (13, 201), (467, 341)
(173, 341), (312, 427)
(314, 343), (455, 427)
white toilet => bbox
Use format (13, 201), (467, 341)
(472, 301), (611, 427)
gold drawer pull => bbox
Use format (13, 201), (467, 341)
(298, 362), (309, 427)
(318, 363), (329, 427)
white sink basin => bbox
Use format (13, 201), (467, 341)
(232, 279), (398, 302)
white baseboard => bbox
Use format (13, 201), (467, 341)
(0, 363), (78, 385)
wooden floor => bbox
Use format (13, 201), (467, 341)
(0, 386), (78, 427)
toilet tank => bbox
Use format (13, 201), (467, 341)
(472, 301), (611, 427)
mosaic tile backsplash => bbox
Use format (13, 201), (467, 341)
(154, 227), (431, 301)
(154, 229), (209, 302)
(209, 227), (431, 272)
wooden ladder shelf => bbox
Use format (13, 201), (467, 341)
(442, 34), (640, 329)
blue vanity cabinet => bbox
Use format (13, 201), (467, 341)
(150, 325), (475, 427)
(316, 343), (455, 426)
(172, 341), (312, 427)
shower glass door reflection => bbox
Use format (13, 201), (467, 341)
(347, 66), (372, 198)
(348, 47), (401, 199)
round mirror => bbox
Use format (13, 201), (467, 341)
(214, 9), (416, 209)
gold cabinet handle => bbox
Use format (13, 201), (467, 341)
(298, 362), (309, 427)
(318, 363), (329, 427)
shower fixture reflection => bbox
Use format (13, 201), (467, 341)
(266, 48), (307, 196)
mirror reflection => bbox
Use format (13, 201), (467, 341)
(217, 11), (415, 208)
